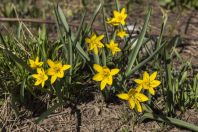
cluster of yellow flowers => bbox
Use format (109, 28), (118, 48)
(85, 8), (128, 55)
(28, 7), (161, 113)
(92, 63), (161, 112)
(29, 57), (71, 87)
(117, 72), (161, 112)
(88, 8), (161, 112)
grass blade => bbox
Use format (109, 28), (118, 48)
(126, 41), (167, 77)
(141, 112), (198, 131)
(76, 42), (90, 61)
(125, 8), (152, 77)
(86, 3), (103, 33)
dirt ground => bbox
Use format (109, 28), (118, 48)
(1, 92), (198, 132)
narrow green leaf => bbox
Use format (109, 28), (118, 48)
(57, 5), (71, 36)
(87, 3), (103, 33)
(93, 53), (100, 65)
(54, 6), (68, 62)
(17, 22), (22, 39)
(20, 78), (26, 102)
(73, 11), (86, 46)
(76, 42), (90, 61)
(102, 7), (110, 43)
(125, 8), (152, 77)
(126, 41), (167, 77)
(115, 0), (120, 11)
(179, 71), (187, 85)
(141, 113), (198, 131)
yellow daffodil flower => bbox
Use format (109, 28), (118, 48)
(47, 59), (71, 84)
(85, 33), (104, 55)
(32, 68), (48, 88)
(117, 88), (148, 112)
(106, 40), (121, 55)
(117, 30), (128, 38)
(134, 71), (161, 95)
(107, 8), (127, 26)
(92, 64), (120, 90)
(29, 57), (43, 69)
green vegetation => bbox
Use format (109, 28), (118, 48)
(0, 0), (198, 131)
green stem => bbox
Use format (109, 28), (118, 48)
(93, 53), (100, 64)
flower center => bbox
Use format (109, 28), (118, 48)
(145, 81), (150, 86)
(38, 74), (45, 81)
(103, 70), (110, 78)
(54, 67), (61, 73)
(117, 15), (123, 21)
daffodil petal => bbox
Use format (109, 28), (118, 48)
(110, 69), (119, 75)
(93, 64), (103, 72)
(128, 88), (136, 96)
(35, 57), (39, 62)
(35, 80), (41, 86)
(51, 75), (57, 84)
(47, 68), (55, 75)
(135, 85), (143, 92)
(135, 93), (149, 102)
(91, 33), (96, 39)
(47, 59), (55, 68)
(121, 8), (126, 15)
(39, 62), (43, 66)
(129, 98), (135, 110)
(85, 38), (91, 43)
(148, 88), (155, 95)
(29, 59), (34, 64)
(32, 74), (39, 79)
(150, 71), (157, 81)
(93, 47), (98, 55)
(93, 73), (103, 81)
(117, 93), (129, 100)
(113, 10), (119, 17)
(44, 75), (48, 81)
(135, 101), (142, 112)
(37, 68), (42, 74)
(57, 71), (64, 78)
(100, 80), (107, 90)
(107, 76), (113, 85)
(41, 81), (45, 88)
(115, 47), (121, 52)
(142, 83), (150, 89)
(97, 42), (104, 48)
(96, 35), (104, 41)
(134, 79), (143, 84)
(150, 80), (161, 88)
(143, 71), (150, 81)
(62, 64), (71, 71)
